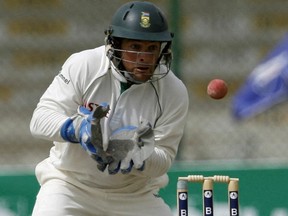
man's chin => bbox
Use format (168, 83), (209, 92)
(133, 75), (152, 82)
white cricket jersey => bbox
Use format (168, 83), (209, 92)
(30, 45), (189, 194)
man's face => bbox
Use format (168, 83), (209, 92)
(120, 39), (161, 82)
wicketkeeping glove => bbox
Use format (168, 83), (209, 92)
(106, 120), (155, 174)
(60, 104), (111, 170)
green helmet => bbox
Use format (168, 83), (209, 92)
(105, 1), (173, 83)
(106, 1), (173, 42)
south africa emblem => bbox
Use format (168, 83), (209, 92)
(140, 12), (151, 28)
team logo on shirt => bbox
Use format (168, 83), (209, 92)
(140, 12), (151, 28)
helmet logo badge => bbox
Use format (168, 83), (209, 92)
(140, 12), (151, 28)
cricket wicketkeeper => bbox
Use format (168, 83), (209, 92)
(30, 1), (189, 215)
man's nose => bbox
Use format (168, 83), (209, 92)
(137, 51), (153, 62)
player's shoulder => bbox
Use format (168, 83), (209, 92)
(155, 69), (189, 114)
(62, 45), (109, 76)
(157, 68), (189, 102)
(163, 69), (187, 92)
(67, 46), (106, 65)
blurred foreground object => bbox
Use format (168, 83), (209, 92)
(232, 33), (288, 120)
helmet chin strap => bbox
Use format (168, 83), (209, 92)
(123, 71), (144, 84)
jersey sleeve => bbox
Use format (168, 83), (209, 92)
(140, 75), (189, 178)
(30, 49), (103, 142)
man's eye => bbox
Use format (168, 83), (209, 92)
(148, 46), (159, 52)
(130, 44), (140, 50)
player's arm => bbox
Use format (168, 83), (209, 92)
(143, 96), (189, 177)
(30, 50), (112, 169)
(30, 54), (83, 142)
(136, 79), (189, 177)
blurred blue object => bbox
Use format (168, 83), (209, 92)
(232, 33), (288, 120)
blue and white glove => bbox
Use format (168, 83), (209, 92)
(106, 120), (155, 174)
(60, 105), (111, 170)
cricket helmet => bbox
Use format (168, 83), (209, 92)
(105, 1), (174, 83)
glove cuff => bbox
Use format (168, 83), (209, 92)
(60, 116), (82, 143)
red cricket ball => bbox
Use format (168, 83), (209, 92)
(207, 79), (228, 99)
